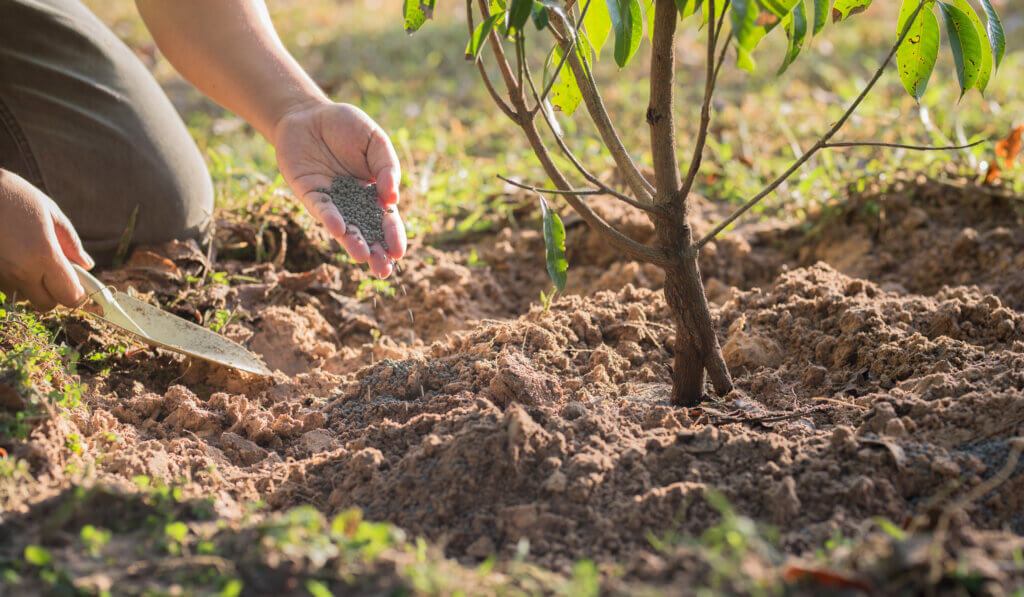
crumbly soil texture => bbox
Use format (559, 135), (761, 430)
(2, 175), (1024, 594)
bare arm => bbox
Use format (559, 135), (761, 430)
(135, 0), (323, 143)
(136, 0), (406, 277)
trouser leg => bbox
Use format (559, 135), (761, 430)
(0, 0), (213, 265)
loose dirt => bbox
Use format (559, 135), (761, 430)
(2, 176), (1023, 593)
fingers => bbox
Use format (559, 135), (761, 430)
(42, 253), (86, 307)
(381, 208), (407, 260)
(50, 207), (95, 269)
(299, 191), (371, 262)
(367, 127), (401, 207)
(20, 275), (58, 312)
(367, 246), (392, 279)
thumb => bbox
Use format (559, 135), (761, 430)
(50, 208), (95, 269)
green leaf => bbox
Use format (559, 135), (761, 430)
(539, 196), (568, 291)
(403, 0), (436, 32)
(507, 0), (534, 33)
(546, 44), (581, 114)
(778, 1), (808, 74)
(938, 1), (983, 97)
(305, 579), (334, 597)
(812, 0), (830, 33)
(675, 0), (704, 20)
(532, 2), (551, 29)
(24, 545), (52, 567)
(948, 0), (991, 93)
(831, 0), (871, 22)
(644, 0), (657, 43)
(466, 13), (505, 59)
(978, 0), (1004, 69)
(731, 0), (770, 71)
(896, 0), (939, 99)
(584, 0), (614, 56)
(606, 0), (643, 67)
(759, 0), (799, 18)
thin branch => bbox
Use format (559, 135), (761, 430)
(471, 1), (666, 264)
(678, 0), (720, 204)
(548, 9), (656, 202)
(466, 0), (516, 119)
(497, 174), (662, 214)
(518, 13), (658, 215)
(821, 139), (987, 151)
(533, 0), (594, 113)
(696, 0), (931, 249)
(478, 0), (525, 110)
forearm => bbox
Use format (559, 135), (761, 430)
(135, 0), (327, 143)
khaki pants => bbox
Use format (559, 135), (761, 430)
(0, 0), (213, 265)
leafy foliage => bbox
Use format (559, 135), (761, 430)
(539, 196), (568, 291)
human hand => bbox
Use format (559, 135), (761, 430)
(0, 170), (95, 310)
(272, 101), (406, 278)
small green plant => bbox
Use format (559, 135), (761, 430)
(207, 308), (242, 333)
(404, 0), (1008, 404)
(164, 521), (190, 555)
(80, 525), (112, 557)
(356, 277), (396, 300)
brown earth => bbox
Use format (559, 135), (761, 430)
(3, 176), (1024, 593)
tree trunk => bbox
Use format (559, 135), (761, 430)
(657, 223), (733, 406)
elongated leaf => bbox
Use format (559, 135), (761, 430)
(812, 0), (829, 33)
(759, 0), (800, 18)
(948, 0), (991, 93)
(831, 0), (871, 22)
(938, 1), (983, 97)
(978, 0), (1005, 69)
(403, 0), (436, 32)
(732, 0), (775, 71)
(896, 0), (939, 99)
(606, 0), (643, 67)
(777, 1), (808, 74)
(539, 197), (568, 291)
(675, 0), (704, 20)
(584, 0), (613, 55)
(466, 13), (505, 59)
(546, 29), (594, 115)
(507, 0), (534, 33)
(644, 0), (656, 43)
(532, 2), (550, 30)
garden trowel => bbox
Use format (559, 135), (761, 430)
(73, 264), (272, 376)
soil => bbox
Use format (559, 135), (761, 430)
(3, 175), (1024, 593)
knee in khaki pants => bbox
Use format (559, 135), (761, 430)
(0, 0), (213, 266)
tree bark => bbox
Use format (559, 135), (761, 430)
(647, 0), (732, 405)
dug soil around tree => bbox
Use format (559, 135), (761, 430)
(2, 175), (1023, 592)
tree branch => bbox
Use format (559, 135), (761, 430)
(678, 0), (721, 205)
(466, 0), (516, 120)
(549, 10), (656, 202)
(533, 0), (594, 113)
(821, 139), (986, 151)
(478, 0), (525, 111)
(497, 174), (662, 214)
(470, 3), (666, 265)
(519, 17), (659, 215)
(648, 0), (683, 206)
(696, 0), (931, 249)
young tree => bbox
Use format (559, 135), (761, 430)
(403, 0), (1006, 405)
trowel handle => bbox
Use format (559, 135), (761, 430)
(72, 263), (105, 297)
